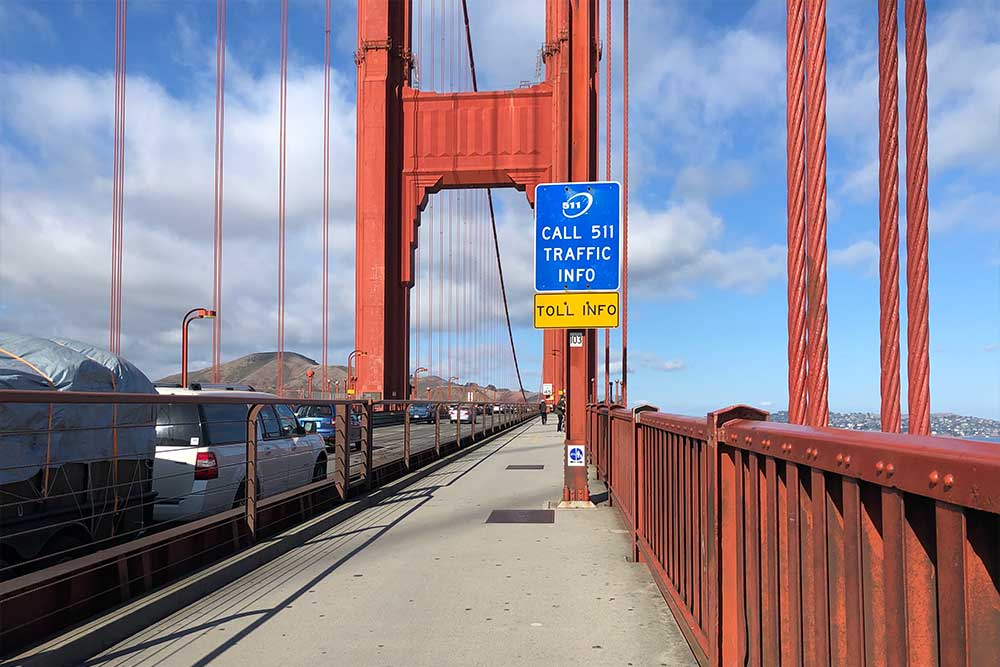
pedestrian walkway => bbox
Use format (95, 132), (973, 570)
(88, 419), (696, 666)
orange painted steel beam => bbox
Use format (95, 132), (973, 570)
(400, 85), (555, 284)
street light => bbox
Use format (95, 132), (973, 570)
(412, 366), (428, 400)
(325, 378), (332, 399)
(346, 349), (365, 396)
(181, 307), (216, 388)
(447, 376), (459, 402)
(306, 369), (315, 399)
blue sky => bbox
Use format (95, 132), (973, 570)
(0, 1), (997, 418)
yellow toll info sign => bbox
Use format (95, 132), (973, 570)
(533, 292), (620, 329)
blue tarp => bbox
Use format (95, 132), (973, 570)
(0, 333), (156, 485)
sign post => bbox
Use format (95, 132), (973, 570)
(534, 181), (621, 507)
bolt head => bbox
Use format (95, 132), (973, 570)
(929, 470), (940, 485)
(886, 463), (895, 476)
(943, 473), (954, 488)
(875, 461), (885, 474)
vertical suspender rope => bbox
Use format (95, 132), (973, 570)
(904, 0), (931, 435)
(321, 0), (331, 393)
(276, 0), (288, 395)
(786, 0), (808, 425)
(877, 0), (901, 432)
(414, 0), (423, 391)
(110, 0), (127, 355)
(804, 0), (830, 427)
(212, 0), (227, 382)
(604, 0), (612, 404)
(460, 0), (526, 401)
(621, 0), (629, 406)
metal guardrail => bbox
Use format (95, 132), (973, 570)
(587, 402), (1000, 666)
(0, 390), (532, 656)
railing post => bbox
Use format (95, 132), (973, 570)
(245, 404), (264, 541)
(455, 403), (462, 447)
(708, 404), (769, 667)
(362, 401), (374, 491)
(403, 402), (411, 470)
(632, 405), (658, 562)
(434, 404), (441, 457)
(334, 403), (350, 499)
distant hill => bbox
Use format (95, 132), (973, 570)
(770, 410), (1000, 439)
(158, 351), (535, 403)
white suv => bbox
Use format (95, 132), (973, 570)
(151, 387), (327, 523)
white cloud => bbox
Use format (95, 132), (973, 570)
(634, 352), (685, 373)
(0, 61), (358, 380)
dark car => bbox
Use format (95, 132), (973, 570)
(407, 402), (436, 423)
(295, 405), (362, 450)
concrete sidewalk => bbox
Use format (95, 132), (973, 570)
(89, 419), (696, 667)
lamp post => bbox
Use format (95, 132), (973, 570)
(346, 349), (365, 396)
(447, 376), (459, 402)
(181, 308), (216, 388)
(325, 378), (332, 399)
(412, 366), (428, 400)
(306, 369), (315, 399)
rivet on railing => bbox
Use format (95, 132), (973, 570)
(943, 473), (954, 489)
(836, 453), (844, 465)
(929, 470), (940, 486)
(886, 463), (895, 477)
(843, 455), (851, 467)
(875, 460), (885, 475)
(745, 436), (752, 444)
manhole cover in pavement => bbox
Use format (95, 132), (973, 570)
(486, 509), (554, 524)
(505, 464), (544, 470)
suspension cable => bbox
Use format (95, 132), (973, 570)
(276, 0), (288, 395)
(212, 0), (226, 382)
(603, 0), (611, 403)
(110, 0), (128, 355)
(321, 0), (330, 394)
(461, 0), (527, 401)
(621, 0), (629, 406)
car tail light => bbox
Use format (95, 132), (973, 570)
(194, 451), (219, 480)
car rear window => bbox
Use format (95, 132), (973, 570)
(200, 404), (250, 445)
(155, 404), (202, 447)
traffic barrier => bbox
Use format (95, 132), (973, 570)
(0, 391), (532, 657)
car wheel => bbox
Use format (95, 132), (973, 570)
(313, 457), (328, 482)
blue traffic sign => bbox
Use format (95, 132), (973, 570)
(534, 182), (621, 292)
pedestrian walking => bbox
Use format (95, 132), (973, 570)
(555, 392), (567, 432)
(538, 399), (548, 425)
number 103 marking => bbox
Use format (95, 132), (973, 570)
(591, 225), (615, 239)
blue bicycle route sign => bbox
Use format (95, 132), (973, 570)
(534, 181), (621, 292)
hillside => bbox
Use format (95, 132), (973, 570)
(158, 351), (535, 402)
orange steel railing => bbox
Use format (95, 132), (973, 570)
(587, 403), (1000, 666)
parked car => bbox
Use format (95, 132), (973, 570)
(295, 404), (363, 450)
(407, 402), (436, 424)
(152, 387), (327, 523)
(448, 405), (473, 423)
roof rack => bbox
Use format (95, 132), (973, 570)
(188, 383), (257, 392)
